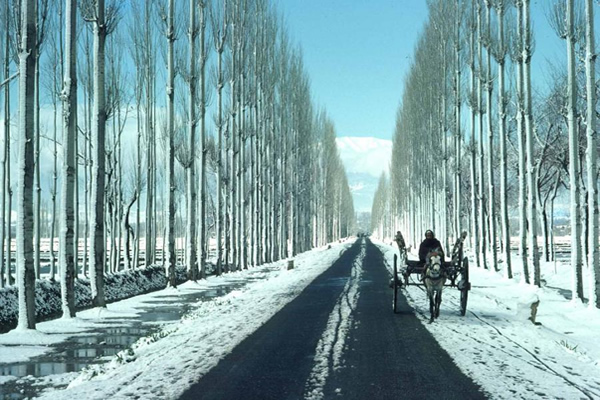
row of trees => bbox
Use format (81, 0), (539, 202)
(1, 0), (355, 330)
(371, 0), (599, 309)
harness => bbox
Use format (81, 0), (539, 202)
(424, 257), (446, 283)
(425, 273), (445, 282)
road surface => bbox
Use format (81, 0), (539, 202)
(180, 238), (486, 399)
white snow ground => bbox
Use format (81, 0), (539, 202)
(375, 239), (600, 400)
(0, 237), (599, 400)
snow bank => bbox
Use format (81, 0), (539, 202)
(0, 265), (188, 333)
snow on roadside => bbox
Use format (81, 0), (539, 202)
(374, 239), (600, 400)
(35, 239), (356, 400)
(0, 345), (51, 364)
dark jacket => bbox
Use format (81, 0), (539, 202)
(419, 238), (443, 262)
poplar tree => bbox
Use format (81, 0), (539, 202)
(514, 0), (529, 282)
(522, 0), (540, 285)
(476, 0), (487, 270)
(59, 0), (77, 318)
(17, 0), (38, 329)
(565, 0), (583, 300)
(85, 0), (108, 307)
(584, 0), (599, 308)
(185, 0), (198, 280)
(494, 0), (511, 278)
(164, 0), (177, 287)
(210, 0), (228, 276)
(198, 0), (209, 280)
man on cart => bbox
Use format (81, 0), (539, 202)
(418, 230), (444, 264)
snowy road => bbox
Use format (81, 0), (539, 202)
(8, 236), (599, 399)
(179, 238), (484, 400)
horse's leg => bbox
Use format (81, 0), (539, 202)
(428, 290), (435, 323)
(435, 290), (442, 318)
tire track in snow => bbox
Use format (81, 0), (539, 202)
(303, 241), (366, 400)
(427, 288), (599, 399)
(402, 274), (598, 400)
(375, 242), (598, 399)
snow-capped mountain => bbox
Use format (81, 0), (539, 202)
(336, 136), (392, 212)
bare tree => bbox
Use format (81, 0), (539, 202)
(522, 0), (540, 285)
(454, 0), (463, 242)
(198, 0), (209, 279)
(494, 0), (512, 278)
(163, 0), (177, 287)
(483, 0), (498, 271)
(33, 0), (49, 280)
(143, 0), (157, 269)
(0, 0), (9, 288)
(82, 0), (111, 307)
(210, 0), (228, 276)
(549, 0), (584, 300)
(467, 0), (479, 271)
(584, 0), (599, 308)
(128, 1), (146, 270)
(477, 0), (488, 270)
(41, 2), (62, 281)
(514, 0), (529, 282)
(59, 0), (77, 318)
(16, 0), (38, 329)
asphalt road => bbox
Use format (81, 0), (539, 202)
(179, 238), (486, 400)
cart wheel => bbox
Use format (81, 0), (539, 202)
(393, 255), (399, 314)
(459, 257), (470, 316)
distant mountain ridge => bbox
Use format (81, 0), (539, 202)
(336, 136), (392, 213)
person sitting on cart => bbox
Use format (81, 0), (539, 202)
(419, 230), (444, 265)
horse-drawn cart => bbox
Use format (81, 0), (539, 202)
(391, 231), (470, 318)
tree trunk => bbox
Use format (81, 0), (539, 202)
(485, 1), (497, 271)
(239, 39), (246, 269)
(476, 2), (487, 270)
(90, 0), (107, 307)
(516, 1), (529, 283)
(123, 194), (137, 270)
(216, 40), (224, 277)
(59, 0), (77, 318)
(229, 14), (238, 272)
(469, 0), (479, 272)
(0, 1), (8, 288)
(567, 0), (584, 300)
(166, 0), (177, 288)
(34, 51), (41, 280)
(50, 85), (57, 281)
(187, 0), (198, 281)
(17, 0), (38, 329)
(496, 0), (511, 278)
(585, 0), (599, 308)
(523, 0), (540, 285)
(454, 0), (462, 242)
(199, 0), (207, 280)
(145, 1), (155, 268)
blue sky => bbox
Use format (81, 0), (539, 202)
(273, 0), (429, 140)
(273, 1), (593, 141)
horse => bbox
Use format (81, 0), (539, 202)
(423, 248), (446, 323)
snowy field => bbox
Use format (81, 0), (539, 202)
(1, 237), (599, 399)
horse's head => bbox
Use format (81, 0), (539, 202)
(426, 249), (444, 279)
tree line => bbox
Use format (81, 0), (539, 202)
(371, 0), (600, 309)
(0, 0), (355, 330)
